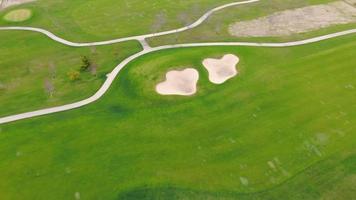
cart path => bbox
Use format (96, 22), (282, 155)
(0, 0), (260, 47)
(0, 29), (355, 124)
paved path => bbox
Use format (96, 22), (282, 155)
(0, 0), (355, 124)
(0, 29), (355, 124)
(0, 0), (260, 47)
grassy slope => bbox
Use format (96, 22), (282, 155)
(118, 152), (356, 200)
(0, 34), (355, 199)
(0, 0), (237, 41)
(148, 0), (356, 46)
(0, 31), (141, 117)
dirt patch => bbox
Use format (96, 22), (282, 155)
(202, 54), (239, 84)
(156, 68), (199, 96)
(3, 8), (31, 22)
(0, 0), (36, 10)
(229, 1), (356, 37)
(345, 0), (356, 6)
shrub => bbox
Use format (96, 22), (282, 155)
(67, 70), (80, 81)
(80, 56), (91, 72)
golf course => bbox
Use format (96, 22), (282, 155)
(0, 0), (355, 199)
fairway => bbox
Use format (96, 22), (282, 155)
(1, 34), (355, 199)
(0, 0), (355, 199)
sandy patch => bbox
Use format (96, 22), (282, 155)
(229, 1), (356, 37)
(156, 68), (199, 96)
(4, 8), (32, 22)
(0, 0), (36, 10)
(202, 54), (239, 84)
(345, 0), (356, 6)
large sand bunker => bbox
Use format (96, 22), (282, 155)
(0, 0), (35, 10)
(203, 54), (239, 84)
(156, 68), (199, 96)
(229, 1), (356, 37)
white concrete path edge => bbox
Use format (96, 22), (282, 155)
(0, 0), (260, 47)
(0, 0), (355, 124)
(0, 29), (355, 124)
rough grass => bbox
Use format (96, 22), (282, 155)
(148, 0), (356, 46)
(0, 0), (238, 41)
(0, 31), (141, 117)
(0, 34), (355, 199)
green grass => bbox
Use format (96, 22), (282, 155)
(1, 0), (355, 118)
(0, 34), (355, 199)
(1, 0), (355, 199)
(0, 31), (141, 117)
(0, 0), (238, 41)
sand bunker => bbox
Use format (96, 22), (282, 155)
(203, 54), (239, 84)
(4, 8), (32, 22)
(156, 68), (199, 96)
(0, 0), (35, 10)
(229, 1), (356, 37)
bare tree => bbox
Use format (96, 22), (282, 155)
(190, 3), (201, 16)
(0, 0), (8, 9)
(90, 46), (97, 55)
(90, 62), (98, 76)
(0, 81), (5, 91)
(151, 11), (167, 33)
(48, 62), (56, 79)
(44, 78), (54, 98)
(215, 23), (222, 35)
(177, 12), (191, 26)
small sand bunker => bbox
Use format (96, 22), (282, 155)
(156, 68), (199, 96)
(203, 54), (239, 84)
(4, 8), (32, 22)
(229, 1), (356, 37)
(0, 0), (36, 10)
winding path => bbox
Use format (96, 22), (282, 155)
(1, 29), (356, 124)
(0, 0), (355, 124)
(0, 0), (259, 47)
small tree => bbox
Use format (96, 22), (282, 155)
(151, 11), (167, 33)
(177, 12), (191, 26)
(90, 62), (98, 76)
(80, 56), (91, 72)
(215, 24), (222, 35)
(90, 46), (97, 55)
(44, 78), (55, 97)
(0, 82), (5, 91)
(67, 70), (80, 81)
(48, 62), (56, 79)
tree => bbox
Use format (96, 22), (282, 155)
(90, 62), (98, 76)
(151, 11), (167, 33)
(177, 12), (191, 26)
(44, 78), (55, 97)
(80, 56), (91, 72)
(215, 23), (222, 35)
(48, 62), (56, 79)
(0, 82), (5, 91)
(67, 70), (80, 81)
(0, 0), (7, 9)
(90, 46), (97, 55)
